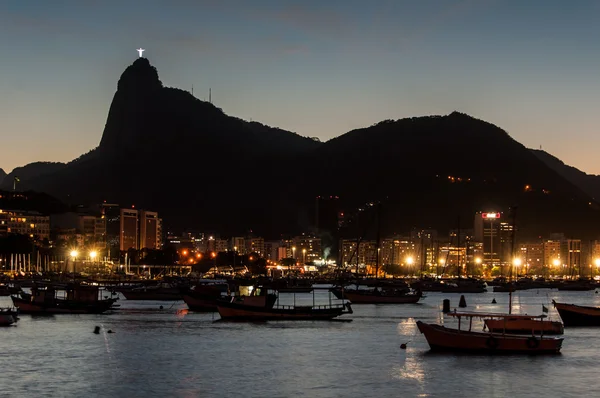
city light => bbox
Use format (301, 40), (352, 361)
(595, 258), (600, 268)
(89, 251), (97, 259)
(406, 256), (414, 265)
(196, 253), (202, 259)
(439, 258), (445, 265)
(211, 252), (216, 258)
(70, 250), (78, 258)
(552, 259), (560, 267)
(182, 250), (188, 256)
(474, 257), (482, 264)
(513, 258), (522, 266)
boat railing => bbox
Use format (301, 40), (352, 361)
(447, 311), (550, 336)
(272, 303), (347, 310)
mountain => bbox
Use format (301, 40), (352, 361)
(0, 169), (5, 186)
(304, 113), (600, 240)
(19, 58), (321, 236)
(13, 58), (600, 240)
(531, 149), (600, 200)
(0, 162), (66, 191)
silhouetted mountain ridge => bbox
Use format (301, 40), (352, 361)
(11, 59), (600, 240)
(531, 149), (600, 200)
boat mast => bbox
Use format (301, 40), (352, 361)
(457, 216), (461, 279)
(509, 206), (518, 315)
(375, 202), (381, 279)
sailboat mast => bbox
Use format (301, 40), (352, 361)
(509, 206), (518, 315)
(375, 203), (381, 279)
(457, 216), (461, 279)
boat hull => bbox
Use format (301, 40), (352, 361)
(11, 296), (117, 314)
(485, 318), (564, 335)
(340, 291), (421, 304)
(121, 291), (182, 301)
(416, 321), (563, 354)
(553, 301), (600, 326)
(217, 301), (351, 321)
(0, 310), (18, 326)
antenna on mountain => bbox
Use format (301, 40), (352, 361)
(209, 88), (212, 104)
(540, 145), (542, 150)
(191, 84), (194, 96)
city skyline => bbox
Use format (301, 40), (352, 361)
(2, 1), (600, 173)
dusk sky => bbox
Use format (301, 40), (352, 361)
(1, 0), (600, 173)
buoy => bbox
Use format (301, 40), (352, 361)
(596, 290), (598, 294)
(491, 298), (497, 304)
(93, 326), (100, 334)
(400, 343), (407, 349)
(159, 305), (164, 310)
(459, 295), (467, 308)
(107, 330), (114, 334)
(442, 299), (451, 313)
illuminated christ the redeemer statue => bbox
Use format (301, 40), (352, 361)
(137, 48), (145, 57)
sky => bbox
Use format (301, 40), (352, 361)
(1, 0), (600, 174)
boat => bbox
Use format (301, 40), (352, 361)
(183, 282), (276, 312)
(0, 283), (21, 297)
(216, 288), (353, 321)
(11, 283), (119, 314)
(120, 281), (183, 300)
(484, 313), (564, 335)
(0, 308), (19, 326)
(440, 278), (487, 293)
(330, 286), (422, 304)
(552, 300), (600, 326)
(556, 280), (597, 291)
(417, 312), (563, 354)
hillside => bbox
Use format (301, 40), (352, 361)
(11, 59), (600, 240)
(303, 114), (600, 240)
(531, 149), (600, 200)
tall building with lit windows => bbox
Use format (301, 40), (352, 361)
(119, 209), (138, 251)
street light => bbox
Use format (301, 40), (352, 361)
(513, 258), (522, 266)
(475, 257), (482, 265)
(70, 250), (78, 274)
(90, 251), (97, 260)
(552, 258), (560, 267)
(292, 246), (296, 261)
(302, 248), (307, 264)
(406, 256), (414, 265)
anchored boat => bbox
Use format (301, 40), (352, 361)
(217, 288), (352, 321)
(417, 312), (563, 354)
(553, 300), (600, 326)
(11, 283), (118, 314)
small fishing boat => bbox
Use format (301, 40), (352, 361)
(0, 308), (19, 326)
(217, 288), (352, 321)
(417, 312), (563, 354)
(11, 283), (118, 314)
(331, 286), (422, 304)
(183, 283), (276, 312)
(0, 284), (21, 297)
(552, 300), (600, 326)
(120, 282), (183, 301)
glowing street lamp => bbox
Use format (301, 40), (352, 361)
(292, 246), (296, 260)
(513, 258), (522, 267)
(406, 256), (414, 265)
(90, 251), (97, 260)
(552, 259), (560, 267)
(302, 248), (307, 264)
(475, 257), (482, 265)
(70, 250), (78, 259)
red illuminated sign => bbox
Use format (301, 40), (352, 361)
(482, 212), (500, 219)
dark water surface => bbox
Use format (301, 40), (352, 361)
(1, 288), (600, 397)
